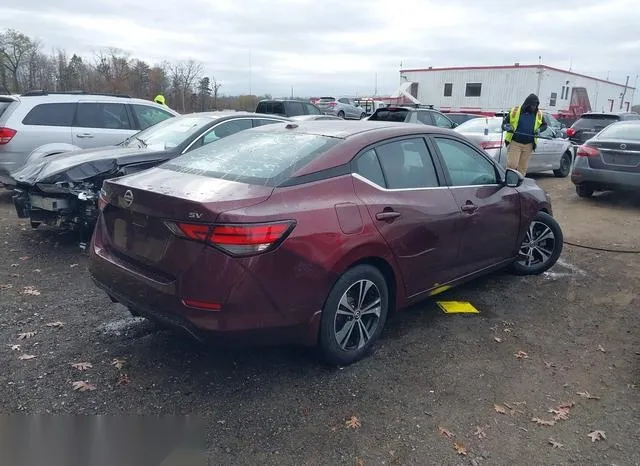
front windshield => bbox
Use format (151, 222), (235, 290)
(456, 117), (503, 133)
(123, 115), (212, 149)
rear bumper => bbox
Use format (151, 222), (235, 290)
(88, 235), (322, 347)
(571, 158), (640, 191)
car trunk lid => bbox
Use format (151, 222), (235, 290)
(587, 139), (640, 172)
(100, 167), (275, 273)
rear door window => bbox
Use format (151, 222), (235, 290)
(432, 112), (454, 128)
(75, 103), (133, 129)
(369, 109), (409, 122)
(131, 104), (174, 130)
(353, 149), (386, 187)
(286, 102), (305, 116)
(416, 111), (433, 125)
(200, 119), (253, 145)
(22, 103), (76, 126)
(375, 138), (440, 189)
(254, 118), (285, 127)
(305, 103), (322, 115)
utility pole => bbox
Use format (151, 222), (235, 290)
(620, 75), (630, 110)
(374, 73), (378, 96)
(249, 50), (252, 96)
(291, 86), (294, 99)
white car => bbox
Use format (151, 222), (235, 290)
(314, 97), (366, 120)
(455, 116), (574, 177)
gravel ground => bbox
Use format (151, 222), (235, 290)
(1, 176), (639, 466)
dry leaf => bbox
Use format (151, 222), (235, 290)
(577, 391), (600, 400)
(19, 256), (30, 261)
(70, 263), (79, 268)
(531, 417), (556, 426)
(71, 380), (96, 392)
(494, 336), (503, 343)
(588, 430), (606, 442)
(10, 264), (19, 267)
(474, 426), (487, 439)
(549, 408), (570, 421)
(46, 321), (64, 328)
(494, 404), (508, 414)
(597, 345), (606, 353)
(8, 344), (20, 351)
(345, 416), (361, 429)
(17, 331), (36, 340)
(548, 438), (564, 448)
(71, 362), (93, 371)
(544, 361), (556, 368)
(0, 284), (13, 290)
(453, 442), (467, 456)
(438, 426), (454, 438)
(19, 354), (36, 360)
(355, 458), (365, 466)
(33, 269), (42, 273)
(514, 351), (529, 359)
(21, 286), (41, 296)
(503, 328), (513, 333)
(116, 373), (130, 386)
(111, 358), (126, 370)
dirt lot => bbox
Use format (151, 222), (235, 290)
(1, 176), (638, 466)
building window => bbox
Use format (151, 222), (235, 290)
(465, 83), (482, 97)
(549, 92), (557, 107)
(443, 83), (453, 97)
(561, 86), (566, 100)
(565, 87), (571, 100)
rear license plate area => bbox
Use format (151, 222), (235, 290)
(604, 153), (636, 166)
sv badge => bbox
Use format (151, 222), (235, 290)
(188, 212), (203, 219)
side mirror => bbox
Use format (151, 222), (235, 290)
(504, 168), (524, 187)
(451, 122), (458, 128)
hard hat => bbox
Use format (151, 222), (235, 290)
(154, 94), (166, 105)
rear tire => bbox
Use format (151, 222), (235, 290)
(319, 265), (389, 366)
(338, 111), (345, 119)
(360, 112), (366, 119)
(553, 151), (572, 177)
(576, 184), (594, 198)
(510, 211), (563, 276)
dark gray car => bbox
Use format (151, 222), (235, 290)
(571, 120), (640, 197)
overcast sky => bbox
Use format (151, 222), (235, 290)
(2, 0), (639, 99)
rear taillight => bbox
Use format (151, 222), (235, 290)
(565, 128), (576, 137)
(0, 127), (17, 144)
(327, 102), (337, 107)
(479, 141), (503, 150)
(576, 145), (600, 157)
(165, 221), (295, 256)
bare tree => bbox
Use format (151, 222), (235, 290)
(211, 75), (222, 110)
(0, 29), (38, 92)
(169, 59), (203, 112)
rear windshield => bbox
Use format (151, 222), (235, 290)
(256, 101), (285, 115)
(572, 114), (620, 130)
(597, 123), (640, 141)
(456, 117), (502, 133)
(369, 109), (409, 122)
(162, 130), (341, 186)
(318, 97), (335, 102)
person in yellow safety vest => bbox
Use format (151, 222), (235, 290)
(501, 94), (547, 176)
(153, 94), (167, 106)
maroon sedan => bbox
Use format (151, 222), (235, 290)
(89, 121), (563, 365)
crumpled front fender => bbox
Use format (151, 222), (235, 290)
(24, 143), (83, 167)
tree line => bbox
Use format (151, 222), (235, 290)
(0, 28), (273, 113)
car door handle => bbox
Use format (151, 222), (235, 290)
(76, 133), (94, 138)
(376, 211), (401, 221)
(461, 202), (478, 213)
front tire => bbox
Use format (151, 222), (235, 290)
(337, 111), (345, 119)
(576, 184), (594, 198)
(510, 211), (563, 276)
(360, 112), (366, 119)
(319, 265), (389, 366)
(553, 151), (572, 177)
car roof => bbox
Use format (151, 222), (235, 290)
(180, 111), (290, 120)
(257, 99), (312, 103)
(258, 120), (453, 139)
(580, 111), (638, 116)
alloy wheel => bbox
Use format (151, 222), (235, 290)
(517, 220), (557, 268)
(333, 279), (382, 351)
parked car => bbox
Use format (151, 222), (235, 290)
(455, 116), (574, 177)
(0, 91), (179, 185)
(89, 120), (563, 365)
(353, 98), (388, 117)
(566, 112), (640, 145)
(9, 112), (289, 239)
(315, 97), (366, 119)
(445, 113), (483, 126)
(290, 115), (343, 121)
(255, 99), (323, 118)
(367, 106), (458, 129)
(571, 120), (640, 197)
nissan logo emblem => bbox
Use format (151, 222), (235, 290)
(620, 143), (627, 150)
(122, 190), (134, 208)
